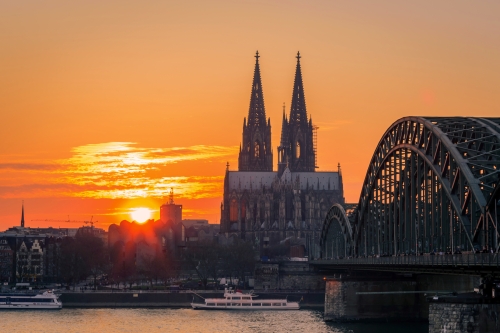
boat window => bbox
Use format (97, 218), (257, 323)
(262, 303), (272, 306)
(251, 303), (259, 306)
(10, 298), (52, 303)
(282, 303), (286, 306)
(207, 303), (215, 306)
(243, 297), (250, 300)
(272, 303), (281, 306)
(233, 303), (241, 306)
(217, 303), (225, 306)
(232, 297), (240, 300)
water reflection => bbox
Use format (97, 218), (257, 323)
(332, 322), (428, 333)
(2, 309), (428, 333)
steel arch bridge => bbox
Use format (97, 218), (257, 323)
(320, 117), (500, 260)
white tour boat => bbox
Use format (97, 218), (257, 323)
(191, 288), (300, 310)
(0, 290), (62, 309)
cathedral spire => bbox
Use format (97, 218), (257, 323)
(20, 200), (25, 228)
(279, 102), (288, 148)
(277, 102), (288, 176)
(278, 51), (315, 173)
(289, 51), (308, 127)
(238, 52), (273, 171)
(247, 51), (267, 128)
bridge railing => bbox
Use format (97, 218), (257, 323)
(318, 253), (500, 268)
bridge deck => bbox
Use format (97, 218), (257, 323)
(313, 253), (500, 275)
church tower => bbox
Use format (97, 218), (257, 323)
(238, 51), (273, 171)
(20, 201), (25, 228)
(278, 52), (316, 175)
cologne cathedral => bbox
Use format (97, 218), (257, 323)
(220, 52), (344, 258)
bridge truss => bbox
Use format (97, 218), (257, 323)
(321, 117), (500, 259)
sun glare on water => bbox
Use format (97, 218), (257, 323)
(130, 208), (152, 223)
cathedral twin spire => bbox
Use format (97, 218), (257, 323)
(238, 51), (315, 174)
(238, 51), (273, 171)
(279, 51), (316, 175)
(247, 51), (267, 129)
(289, 52), (309, 128)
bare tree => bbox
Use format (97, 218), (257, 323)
(76, 233), (109, 290)
(223, 240), (256, 288)
(183, 242), (221, 289)
(138, 252), (166, 287)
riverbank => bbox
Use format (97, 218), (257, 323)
(59, 290), (324, 309)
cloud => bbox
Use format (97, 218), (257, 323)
(0, 142), (236, 200)
(0, 163), (60, 171)
(314, 120), (353, 132)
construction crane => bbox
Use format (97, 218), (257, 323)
(31, 216), (98, 229)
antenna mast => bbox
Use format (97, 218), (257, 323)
(169, 188), (174, 205)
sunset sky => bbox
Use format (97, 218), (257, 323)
(1, 1), (499, 230)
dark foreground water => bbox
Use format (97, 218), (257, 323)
(1, 308), (428, 333)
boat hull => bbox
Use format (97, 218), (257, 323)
(0, 291), (62, 309)
(191, 302), (300, 310)
(192, 289), (300, 310)
(0, 304), (62, 309)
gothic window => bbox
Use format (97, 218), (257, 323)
(246, 143), (250, 152)
(230, 199), (238, 222)
(240, 199), (247, 222)
(253, 202), (258, 224)
(263, 142), (266, 155)
(286, 192), (294, 220)
(296, 141), (301, 159)
(301, 196), (306, 221)
(254, 141), (260, 158)
(273, 200), (280, 222)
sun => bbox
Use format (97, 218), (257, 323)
(130, 208), (152, 223)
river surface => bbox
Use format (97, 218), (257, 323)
(1, 308), (428, 333)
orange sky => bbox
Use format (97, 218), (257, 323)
(1, 1), (499, 230)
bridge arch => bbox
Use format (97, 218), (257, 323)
(321, 117), (500, 257)
(320, 204), (353, 259)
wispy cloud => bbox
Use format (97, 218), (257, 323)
(0, 142), (236, 200)
(0, 163), (60, 171)
(314, 120), (353, 132)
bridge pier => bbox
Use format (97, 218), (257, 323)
(324, 272), (479, 322)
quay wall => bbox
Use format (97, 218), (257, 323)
(324, 273), (478, 322)
(59, 291), (324, 309)
(254, 262), (325, 291)
(429, 301), (499, 333)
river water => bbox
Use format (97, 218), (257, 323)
(1, 308), (428, 333)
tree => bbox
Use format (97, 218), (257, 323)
(53, 233), (112, 290)
(183, 242), (222, 289)
(76, 233), (109, 290)
(59, 237), (85, 290)
(157, 249), (180, 287)
(266, 243), (289, 259)
(109, 240), (137, 289)
(138, 251), (166, 287)
(223, 240), (256, 288)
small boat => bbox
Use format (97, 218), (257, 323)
(0, 290), (62, 309)
(191, 288), (300, 310)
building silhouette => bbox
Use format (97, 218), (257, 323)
(220, 52), (344, 258)
(160, 189), (183, 226)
